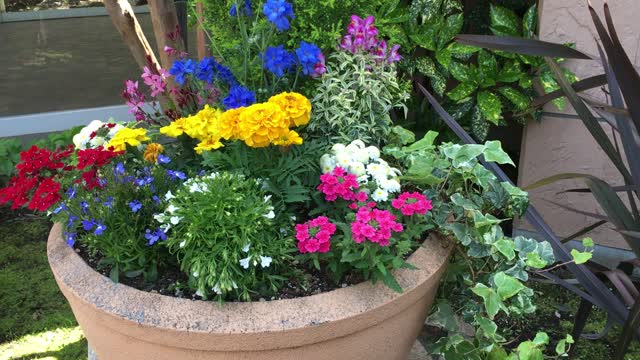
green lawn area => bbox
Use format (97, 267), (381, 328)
(0, 209), (86, 360)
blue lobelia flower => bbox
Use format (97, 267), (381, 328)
(80, 201), (89, 214)
(82, 219), (94, 231)
(169, 59), (196, 85)
(263, 0), (294, 31)
(67, 214), (78, 228)
(152, 195), (161, 204)
(65, 232), (76, 247)
(52, 203), (67, 214)
(167, 170), (187, 181)
(114, 162), (125, 176)
(94, 221), (107, 236)
(129, 200), (142, 213)
(66, 186), (77, 199)
(157, 154), (171, 164)
(262, 45), (296, 78)
(103, 196), (114, 208)
(222, 86), (256, 109)
(295, 41), (322, 75)
(145, 228), (168, 245)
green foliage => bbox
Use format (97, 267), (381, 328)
(385, 130), (563, 358)
(406, 2), (576, 140)
(0, 138), (22, 184)
(309, 51), (410, 145)
(160, 172), (294, 301)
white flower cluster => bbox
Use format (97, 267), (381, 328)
(72, 120), (124, 149)
(320, 140), (402, 202)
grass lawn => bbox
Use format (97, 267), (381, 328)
(0, 209), (86, 360)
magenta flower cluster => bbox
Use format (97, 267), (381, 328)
(351, 206), (403, 246)
(317, 166), (360, 201)
(295, 216), (337, 253)
(340, 15), (401, 64)
(122, 80), (146, 122)
(141, 66), (169, 97)
(391, 192), (433, 216)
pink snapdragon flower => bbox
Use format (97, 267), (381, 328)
(351, 206), (403, 246)
(340, 15), (402, 64)
(317, 166), (360, 201)
(391, 192), (433, 216)
(141, 66), (169, 97)
(295, 216), (337, 253)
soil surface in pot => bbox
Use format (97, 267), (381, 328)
(74, 242), (366, 302)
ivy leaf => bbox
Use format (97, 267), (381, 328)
(582, 237), (594, 248)
(497, 86), (530, 111)
(571, 249), (593, 264)
(438, 13), (464, 49)
(483, 140), (514, 165)
(476, 316), (505, 342)
(472, 163), (497, 188)
(523, 4), (538, 39)
(525, 252), (547, 269)
(451, 193), (480, 211)
(442, 143), (485, 168)
(448, 82), (477, 102)
(427, 303), (459, 332)
(490, 4), (521, 36)
(471, 283), (507, 318)
(478, 51), (498, 87)
(435, 47), (452, 69)
(516, 341), (544, 360)
(477, 91), (503, 125)
(532, 332), (550, 346)
(494, 239), (516, 260)
(555, 339), (568, 355)
(446, 223), (475, 246)
(497, 60), (524, 83)
(449, 61), (470, 82)
(494, 272), (525, 300)
(390, 125), (416, 145)
(405, 130), (438, 151)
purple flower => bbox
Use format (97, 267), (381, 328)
(222, 86), (255, 109)
(262, 45), (297, 78)
(135, 176), (154, 187)
(114, 162), (125, 176)
(66, 186), (77, 199)
(157, 154), (171, 164)
(65, 232), (76, 247)
(129, 200), (142, 213)
(52, 203), (67, 214)
(263, 0), (294, 31)
(67, 214), (78, 228)
(104, 196), (114, 208)
(167, 170), (187, 181)
(80, 201), (89, 214)
(82, 219), (94, 231)
(94, 221), (107, 236)
(145, 228), (168, 245)
(230, 0), (252, 17)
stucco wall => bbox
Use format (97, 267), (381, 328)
(516, 0), (640, 250)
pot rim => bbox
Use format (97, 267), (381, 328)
(48, 223), (451, 350)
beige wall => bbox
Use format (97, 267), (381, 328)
(517, 0), (640, 250)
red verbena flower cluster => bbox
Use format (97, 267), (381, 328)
(295, 216), (337, 253)
(77, 147), (122, 190)
(351, 206), (403, 246)
(0, 145), (74, 211)
(391, 192), (433, 216)
(317, 166), (360, 201)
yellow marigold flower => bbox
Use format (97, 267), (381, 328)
(217, 107), (245, 140)
(272, 130), (304, 146)
(268, 92), (312, 127)
(160, 117), (187, 138)
(143, 143), (164, 163)
(194, 137), (224, 154)
(106, 128), (150, 152)
(184, 105), (223, 140)
(238, 103), (289, 148)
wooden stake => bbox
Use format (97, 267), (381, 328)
(147, 0), (184, 70)
(195, 2), (210, 60)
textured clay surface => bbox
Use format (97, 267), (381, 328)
(48, 223), (452, 359)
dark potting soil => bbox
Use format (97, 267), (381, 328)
(75, 242), (364, 302)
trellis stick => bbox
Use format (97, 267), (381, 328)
(147, 0), (184, 70)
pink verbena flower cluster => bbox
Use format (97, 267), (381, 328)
(391, 192), (433, 216)
(340, 15), (401, 64)
(318, 166), (360, 201)
(295, 216), (337, 253)
(351, 206), (403, 246)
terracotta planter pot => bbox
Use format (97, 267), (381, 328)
(47, 223), (452, 360)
